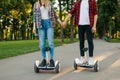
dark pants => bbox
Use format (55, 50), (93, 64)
(78, 25), (94, 57)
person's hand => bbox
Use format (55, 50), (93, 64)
(91, 26), (96, 33)
(58, 19), (62, 25)
(61, 21), (67, 28)
(33, 22), (36, 34)
(32, 28), (36, 34)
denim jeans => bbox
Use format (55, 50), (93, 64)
(38, 19), (54, 59)
(78, 25), (94, 57)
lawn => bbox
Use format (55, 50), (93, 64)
(109, 38), (120, 42)
(0, 39), (78, 59)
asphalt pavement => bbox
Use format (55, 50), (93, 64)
(0, 39), (120, 80)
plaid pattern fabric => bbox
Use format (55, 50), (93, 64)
(33, 2), (57, 28)
(70, 0), (98, 27)
(33, 2), (41, 28)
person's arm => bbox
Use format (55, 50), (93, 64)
(93, 15), (98, 27)
(57, 18), (62, 24)
(92, 0), (98, 33)
(53, 10), (62, 24)
(64, 14), (72, 23)
(61, 13), (72, 27)
(53, 11), (62, 24)
(33, 22), (36, 34)
(33, 2), (37, 34)
(61, 1), (77, 27)
(92, 15), (98, 33)
(50, 2), (62, 25)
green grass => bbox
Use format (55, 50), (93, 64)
(108, 38), (120, 42)
(0, 38), (78, 59)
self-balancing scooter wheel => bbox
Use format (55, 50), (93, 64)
(34, 63), (39, 73)
(94, 61), (99, 72)
(55, 61), (60, 73)
(74, 60), (77, 70)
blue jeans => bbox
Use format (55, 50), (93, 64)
(78, 25), (94, 57)
(38, 19), (54, 59)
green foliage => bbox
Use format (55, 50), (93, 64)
(108, 19), (115, 29)
(97, 0), (119, 38)
(108, 38), (120, 42)
(114, 31), (120, 39)
(0, 0), (120, 41)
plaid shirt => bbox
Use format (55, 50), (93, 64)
(69, 0), (98, 27)
(33, 2), (58, 28)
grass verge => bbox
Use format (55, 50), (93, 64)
(0, 38), (78, 59)
(108, 38), (120, 42)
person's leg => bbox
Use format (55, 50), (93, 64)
(38, 28), (46, 59)
(86, 25), (94, 57)
(46, 20), (54, 59)
(78, 25), (86, 64)
(46, 19), (54, 67)
(37, 20), (46, 67)
(86, 25), (95, 65)
(78, 25), (86, 56)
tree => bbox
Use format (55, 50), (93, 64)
(97, 0), (118, 38)
(108, 17), (115, 39)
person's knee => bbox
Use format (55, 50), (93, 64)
(49, 43), (54, 48)
(40, 43), (45, 49)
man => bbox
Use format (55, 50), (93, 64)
(62, 0), (98, 66)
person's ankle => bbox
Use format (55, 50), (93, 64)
(89, 56), (93, 58)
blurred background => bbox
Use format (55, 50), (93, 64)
(0, 0), (120, 42)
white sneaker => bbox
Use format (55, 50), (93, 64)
(88, 57), (95, 66)
(79, 57), (86, 65)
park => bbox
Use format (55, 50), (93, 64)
(0, 0), (120, 80)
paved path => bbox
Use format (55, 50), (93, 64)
(0, 39), (120, 80)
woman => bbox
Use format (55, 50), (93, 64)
(33, 0), (61, 67)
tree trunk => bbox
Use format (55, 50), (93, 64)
(70, 17), (74, 42)
(109, 25), (112, 40)
(58, 0), (64, 43)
